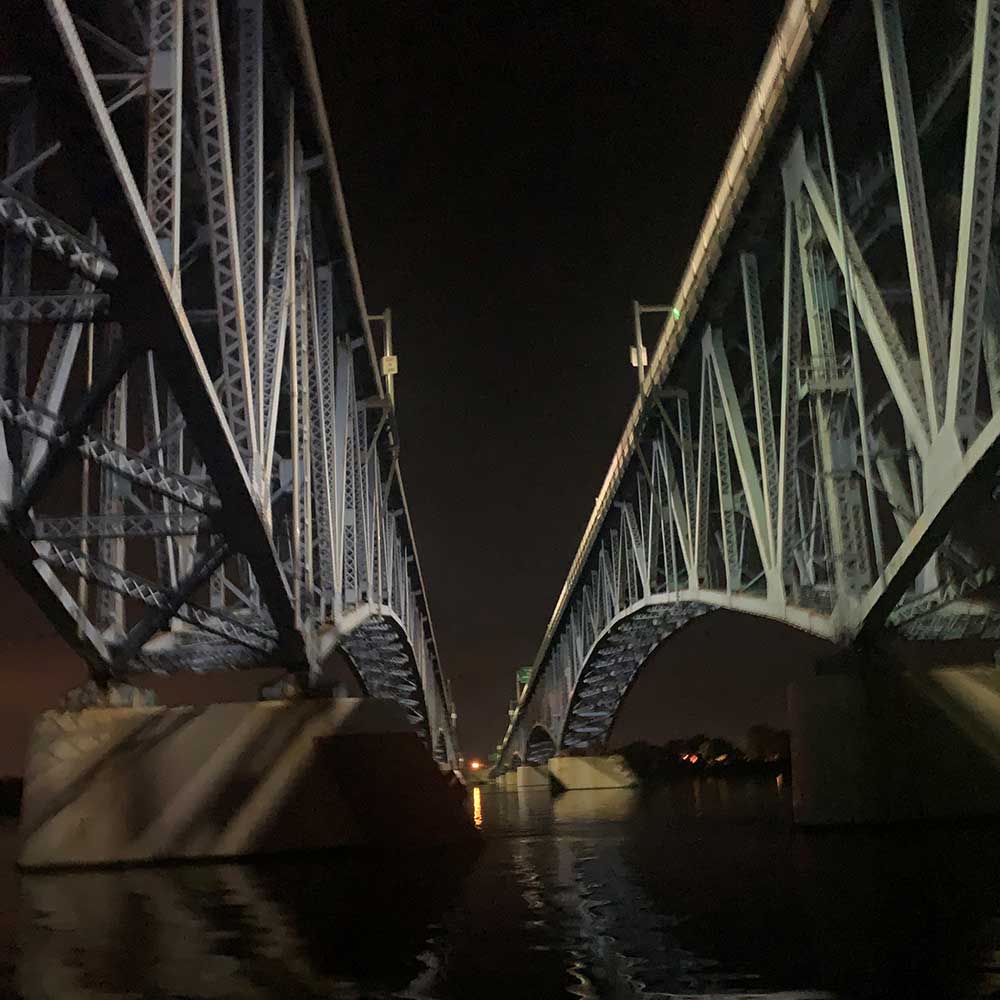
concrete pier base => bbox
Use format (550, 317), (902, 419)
(515, 764), (550, 787)
(789, 667), (1000, 825)
(497, 770), (518, 790)
(19, 697), (476, 870)
(548, 755), (636, 791)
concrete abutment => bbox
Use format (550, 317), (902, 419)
(19, 697), (476, 869)
(548, 755), (637, 790)
(515, 764), (550, 787)
(789, 666), (1000, 825)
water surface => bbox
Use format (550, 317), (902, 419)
(3, 776), (1000, 998)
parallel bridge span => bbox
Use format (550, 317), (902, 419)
(501, 0), (1000, 764)
(0, 0), (459, 765)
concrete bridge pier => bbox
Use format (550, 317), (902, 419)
(515, 764), (550, 788)
(789, 664), (1000, 825)
(548, 755), (637, 791)
(18, 697), (477, 869)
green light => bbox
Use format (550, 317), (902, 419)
(671, 307), (682, 320)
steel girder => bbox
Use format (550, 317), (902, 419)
(501, 0), (1000, 764)
(0, 0), (459, 766)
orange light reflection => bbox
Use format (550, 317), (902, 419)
(472, 785), (483, 830)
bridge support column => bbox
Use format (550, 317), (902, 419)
(515, 764), (550, 788)
(19, 698), (476, 869)
(548, 755), (637, 791)
(497, 770), (518, 790)
(789, 666), (1000, 825)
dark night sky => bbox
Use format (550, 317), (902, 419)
(0, 1), (837, 773)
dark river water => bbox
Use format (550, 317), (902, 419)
(3, 776), (1000, 998)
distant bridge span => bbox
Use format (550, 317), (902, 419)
(501, 0), (1000, 765)
(0, 0), (459, 765)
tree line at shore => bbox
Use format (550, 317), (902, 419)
(615, 724), (790, 781)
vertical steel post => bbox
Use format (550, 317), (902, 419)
(816, 70), (885, 576)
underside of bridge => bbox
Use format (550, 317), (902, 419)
(0, 1), (459, 767)
(524, 724), (556, 765)
(499, 0), (1000, 801)
(558, 601), (712, 754)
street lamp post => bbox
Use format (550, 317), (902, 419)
(369, 309), (397, 406)
(631, 301), (676, 392)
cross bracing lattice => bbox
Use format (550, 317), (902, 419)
(0, 0), (459, 767)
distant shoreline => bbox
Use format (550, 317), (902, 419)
(615, 737), (790, 785)
(626, 759), (788, 784)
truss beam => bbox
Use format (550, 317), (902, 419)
(0, 0), (459, 766)
(499, 0), (1000, 770)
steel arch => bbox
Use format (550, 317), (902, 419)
(523, 724), (556, 765)
(0, 0), (459, 764)
(500, 0), (1000, 766)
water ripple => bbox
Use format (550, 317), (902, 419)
(4, 779), (1000, 997)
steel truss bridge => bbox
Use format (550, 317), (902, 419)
(501, 0), (1000, 767)
(0, 0), (459, 766)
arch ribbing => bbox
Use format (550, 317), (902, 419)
(500, 2), (1000, 766)
(524, 725), (557, 764)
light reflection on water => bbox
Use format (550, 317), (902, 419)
(472, 784), (483, 830)
(4, 777), (1000, 998)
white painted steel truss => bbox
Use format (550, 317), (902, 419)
(503, 0), (1000, 764)
(0, 0), (458, 764)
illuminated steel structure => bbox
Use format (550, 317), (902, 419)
(502, 0), (1000, 765)
(0, 0), (459, 765)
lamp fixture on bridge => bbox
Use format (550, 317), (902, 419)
(369, 309), (397, 407)
(631, 302), (681, 389)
